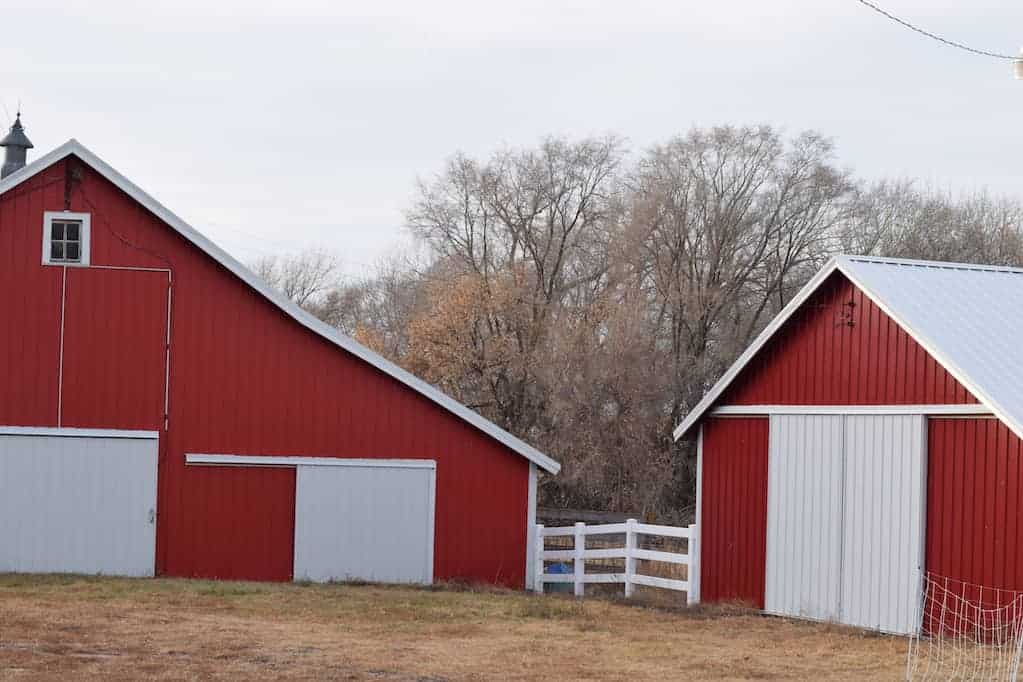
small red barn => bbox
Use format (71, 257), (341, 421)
(676, 255), (1023, 634)
(0, 126), (559, 589)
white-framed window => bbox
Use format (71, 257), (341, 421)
(42, 211), (91, 267)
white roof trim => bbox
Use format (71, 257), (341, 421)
(0, 426), (159, 439)
(186, 454), (437, 469)
(710, 404), (993, 417)
(1, 140), (559, 474)
(674, 254), (1023, 443)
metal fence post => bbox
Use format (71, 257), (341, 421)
(624, 518), (637, 599)
(574, 522), (585, 597)
(534, 524), (545, 594)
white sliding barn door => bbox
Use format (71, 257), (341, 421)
(293, 462), (436, 584)
(765, 414), (927, 635)
(0, 431), (158, 576)
(841, 415), (926, 635)
(765, 415), (845, 622)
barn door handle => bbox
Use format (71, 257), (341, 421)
(148, 508), (156, 525)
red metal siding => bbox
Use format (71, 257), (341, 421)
(725, 273), (978, 406)
(701, 417), (768, 607)
(172, 466), (297, 582)
(925, 418), (1023, 633)
(61, 267), (168, 431)
(0, 157), (530, 587)
(0, 172), (64, 426)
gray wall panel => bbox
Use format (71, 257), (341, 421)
(840, 415), (925, 635)
(765, 415), (845, 622)
(0, 434), (157, 576)
(293, 463), (435, 583)
(765, 414), (926, 635)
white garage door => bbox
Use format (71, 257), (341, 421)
(0, 428), (159, 576)
(293, 460), (435, 584)
(765, 415), (926, 635)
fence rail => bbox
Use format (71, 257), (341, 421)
(533, 519), (699, 603)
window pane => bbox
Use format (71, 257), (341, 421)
(51, 242), (64, 261)
(52, 222), (65, 240)
(65, 222), (80, 241)
(66, 243), (80, 262)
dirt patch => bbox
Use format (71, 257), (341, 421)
(0, 575), (907, 680)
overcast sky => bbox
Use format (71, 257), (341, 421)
(2, 1), (1021, 274)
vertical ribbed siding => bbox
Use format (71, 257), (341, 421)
(0, 434), (157, 576)
(726, 273), (978, 406)
(176, 464), (296, 581)
(764, 415), (926, 634)
(765, 415), (844, 622)
(840, 415), (925, 635)
(293, 465), (434, 583)
(926, 418), (1023, 633)
(0, 167), (65, 426)
(0, 157), (533, 587)
(61, 267), (168, 431)
(701, 417), (769, 607)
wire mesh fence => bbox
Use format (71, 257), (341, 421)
(908, 572), (1023, 680)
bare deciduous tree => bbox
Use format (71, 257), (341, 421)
(405, 136), (626, 441)
(266, 126), (1023, 521)
(252, 247), (341, 308)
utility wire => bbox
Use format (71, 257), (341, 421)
(854, 0), (1018, 60)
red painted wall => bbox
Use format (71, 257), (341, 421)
(0, 157), (530, 586)
(925, 418), (1023, 634)
(177, 466), (297, 581)
(700, 417), (768, 607)
(725, 273), (978, 406)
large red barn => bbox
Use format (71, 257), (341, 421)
(0, 124), (559, 589)
(676, 255), (1023, 635)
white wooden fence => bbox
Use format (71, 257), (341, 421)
(533, 520), (699, 603)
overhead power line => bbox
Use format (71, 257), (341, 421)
(853, 0), (1018, 61)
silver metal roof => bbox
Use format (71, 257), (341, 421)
(0, 140), (560, 474)
(674, 255), (1023, 442)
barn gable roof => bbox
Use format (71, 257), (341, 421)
(0, 139), (560, 474)
(674, 254), (1023, 442)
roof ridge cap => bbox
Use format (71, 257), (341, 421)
(840, 254), (1023, 275)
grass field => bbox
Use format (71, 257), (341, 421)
(0, 575), (908, 680)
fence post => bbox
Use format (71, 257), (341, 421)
(573, 522), (585, 597)
(534, 524), (545, 594)
(688, 523), (700, 605)
(624, 518), (637, 599)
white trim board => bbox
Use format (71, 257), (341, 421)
(691, 423), (703, 604)
(525, 462), (538, 591)
(186, 454), (437, 469)
(673, 255), (1023, 442)
(0, 426), (159, 440)
(711, 405), (993, 417)
(0, 141), (559, 475)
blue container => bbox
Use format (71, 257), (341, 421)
(546, 561), (573, 594)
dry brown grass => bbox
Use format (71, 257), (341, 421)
(0, 574), (907, 680)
